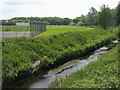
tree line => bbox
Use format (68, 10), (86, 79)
(2, 3), (120, 29)
(72, 4), (120, 29)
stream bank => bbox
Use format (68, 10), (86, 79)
(2, 28), (116, 88)
(53, 43), (119, 88)
(14, 40), (119, 89)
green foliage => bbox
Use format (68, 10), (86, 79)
(116, 3), (120, 25)
(2, 26), (116, 87)
(53, 44), (119, 88)
(86, 7), (97, 26)
(86, 13), (93, 26)
(118, 25), (120, 39)
(69, 22), (76, 26)
(11, 17), (72, 25)
(77, 21), (85, 26)
(97, 5), (112, 29)
(80, 15), (86, 25)
(73, 17), (81, 24)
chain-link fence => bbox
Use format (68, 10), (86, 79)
(0, 20), (46, 38)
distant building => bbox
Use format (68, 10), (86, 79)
(16, 22), (30, 26)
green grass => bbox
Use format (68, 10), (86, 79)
(35, 25), (95, 37)
(2, 25), (117, 87)
(50, 44), (119, 88)
(0, 25), (30, 31)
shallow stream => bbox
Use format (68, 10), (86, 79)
(15, 46), (110, 89)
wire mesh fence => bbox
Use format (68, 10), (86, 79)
(0, 20), (46, 38)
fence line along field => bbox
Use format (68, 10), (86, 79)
(1, 25), (30, 31)
(0, 22), (46, 37)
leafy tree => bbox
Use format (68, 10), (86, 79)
(42, 21), (50, 25)
(73, 17), (81, 24)
(111, 8), (117, 26)
(62, 18), (72, 25)
(97, 5), (112, 29)
(69, 21), (76, 26)
(86, 7), (97, 26)
(24, 19), (30, 23)
(90, 7), (98, 25)
(86, 12), (93, 26)
(80, 15), (86, 25)
(11, 17), (71, 25)
(116, 2), (120, 25)
(77, 21), (85, 26)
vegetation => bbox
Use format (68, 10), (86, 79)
(1, 2), (119, 88)
(97, 5), (113, 29)
(86, 7), (97, 26)
(35, 25), (96, 37)
(116, 3), (120, 25)
(49, 44), (120, 88)
(10, 17), (72, 25)
(0, 25), (30, 31)
(118, 25), (120, 39)
(2, 26), (116, 87)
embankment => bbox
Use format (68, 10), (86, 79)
(2, 28), (116, 87)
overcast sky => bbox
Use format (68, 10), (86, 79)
(0, 0), (119, 19)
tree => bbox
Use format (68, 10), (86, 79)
(86, 7), (97, 26)
(90, 7), (98, 25)
(97, 5), (112, 29)
(24, 19), (30, 23)
(62, 18), (72, 25)
(80, 15), (86, 25)
(69, 21), (76, 26)
(77, 21), (85, 26)
(73, 17), (81, 24)
(116, 2), (120, 25)
(42, 21), (50, 25)
(111, 8), (117, 26)
(86, 12), (93, 26)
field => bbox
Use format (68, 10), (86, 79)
(1, 25), (118, 37)
(2, 25), (117, 87)
(35, 25), (95, 37)
(49, 44), (119, 88)
(0, 25), (30, 31)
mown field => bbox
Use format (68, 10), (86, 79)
(49, 44), (119, 88)
(35, 25), (96, 37)
(0, 25), (30, 31)
(2, 25), (117, 87)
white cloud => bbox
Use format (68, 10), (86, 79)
(0, 0), (119, 19)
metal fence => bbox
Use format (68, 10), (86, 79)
(0, 21), (46, 38)
(30, 22), (46, 37)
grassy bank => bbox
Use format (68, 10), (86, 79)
(49, 44), (119, 88)
(2, 26), (116, 87)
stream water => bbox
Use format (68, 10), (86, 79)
(15, 45), (111, 89)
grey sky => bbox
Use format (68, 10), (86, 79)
(0, 0), (119, 19)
